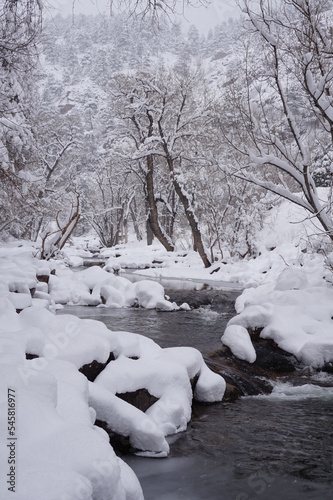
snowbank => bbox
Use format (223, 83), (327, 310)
(0, 247), (225, 497)
(222, 266), (333, 369)
(0, 319), (143, 499)
(0, 243), (181, 312)
(86, 194), (332, 295)
(49, 265), (180, 310)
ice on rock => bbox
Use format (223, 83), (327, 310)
(222, 325), (257, 363)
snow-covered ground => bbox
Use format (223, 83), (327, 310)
(1, 196), (333, 498)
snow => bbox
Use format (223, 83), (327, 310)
(1, 193), (333, 497)
(89, 382), (170, 458)
(0, 360), (144, 500)
(222, 325), (257, 363)
(47, 263), (181, 310)
(228, 277), (333, 368)
(0, 242), (225, 498)
(81, 196), (333, 370)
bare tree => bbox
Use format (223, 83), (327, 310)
(40, 191), (80, 260)
(83, 160), (141, 247)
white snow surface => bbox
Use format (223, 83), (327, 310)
(48, 264), (180, 311)
(221, 325), (257, 363)
(0, 242), (225, 498)
(227, 272), (333, 368)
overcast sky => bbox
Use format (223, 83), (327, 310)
(48, 0), (240, 33)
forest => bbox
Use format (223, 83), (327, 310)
(1, 2), (333, 499)
(1, 0), (332, 262)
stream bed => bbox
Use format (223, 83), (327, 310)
(58, 296), (333, 499)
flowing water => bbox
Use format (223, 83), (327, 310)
(59, 295), (333, 499)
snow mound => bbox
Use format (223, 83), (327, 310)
(48, 265), (180, 311)
(222, 325), (256, 363)
(0, 289), (225, 495)
(0, 245), (181, 313)
(0, 360), (143, 500)
(223, 266), (333, 368)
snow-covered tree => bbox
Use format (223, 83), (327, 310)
(111, 66), (218, 267)
(83, 158), (142, 247)
(111, 0), (209, 21)
(111, 71), (176, 251)
(222, 0), (333, 243)
(0, 0), (42, 237)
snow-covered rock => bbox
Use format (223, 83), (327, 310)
(0, 276), (225, 499)
(0, 358), (143, 500)
(221, 325), (256, 363)
(222, 270), (333, 369)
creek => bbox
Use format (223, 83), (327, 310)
(58, 283), (333, 500)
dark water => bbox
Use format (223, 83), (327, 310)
(58, 303), (333, 499)
(59, 305), (230, 356)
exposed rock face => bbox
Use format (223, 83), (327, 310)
(79, 352), (115, 381)
(252, 337), (297, 373)
(167, 289), (240, 312)
(116, 389), (158, 413)
(26, 353), (39, 360)
(206, 347), (274, 398)
(36, 274), (49, 284)
(206, 328), (299, 400)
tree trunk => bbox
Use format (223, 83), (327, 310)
(173, 176), (211, 268)
(146, 155), (175, 251)
(130, 198), (143, 242)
